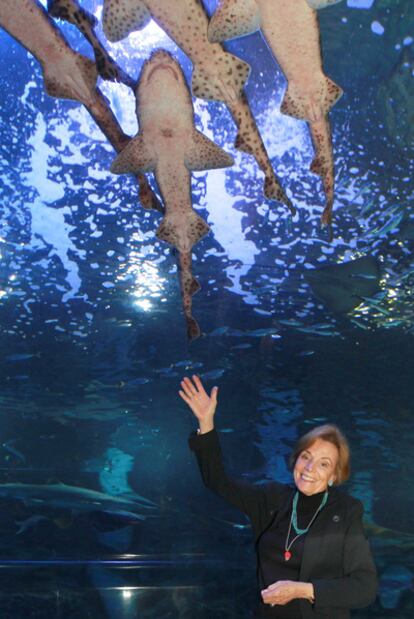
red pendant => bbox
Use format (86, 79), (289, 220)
(284, 551), (291, 561)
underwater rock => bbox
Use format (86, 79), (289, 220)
(102, 0), (293, 211)
(208, 0), (343, 228)
(111, 50), (234, 340)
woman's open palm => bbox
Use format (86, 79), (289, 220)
(179, 375), (218, 427)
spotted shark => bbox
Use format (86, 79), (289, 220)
(102, 0), (294, 212)
(208, 0), (343, 228)
(111, 50), (234, 340)
(0, 0), (160, 211)
(47, 0), (135, 87)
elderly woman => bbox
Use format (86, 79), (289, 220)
(179, 376), (377, 619)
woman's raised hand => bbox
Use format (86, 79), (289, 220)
(179, 375), (218, 433)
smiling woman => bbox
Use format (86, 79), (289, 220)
(290, 425), (351, 495)
(179, 376), (378, 619)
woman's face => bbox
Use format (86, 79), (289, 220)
(293, 438), (339, 495)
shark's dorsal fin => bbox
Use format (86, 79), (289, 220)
(111, 136), (155, 174)
(102, 0), (151, 42)
(208, 0), (261, 43)
(185, 131), (234, 171)
(191, 53), (250, 102)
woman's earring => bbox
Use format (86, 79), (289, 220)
(328, 479), (333, 487)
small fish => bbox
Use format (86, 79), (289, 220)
(128, 377), (152, 385)
(279, 319), (304, 327)
(297, 350), (315, 357)
(357, 296), (391, 316)
(350, 318), (370, 330)
(349, 273), (379, 280)
(6, 353), (40, 362)
(231, 343), (253, 349)
(296, 326), (339, 336)
(201, 369), (225, 381)
(246, 328), (280, 337)
(2, 440), (26, 464)
(209, 326), (230, 336)
(367, 212), (404, 238)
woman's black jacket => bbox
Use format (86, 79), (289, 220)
(189, 429), (377, 619)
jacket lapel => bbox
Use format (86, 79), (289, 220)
(300, 487), (341, 580)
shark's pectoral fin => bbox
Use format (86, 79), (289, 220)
(111, 136), (155, 174)
(191, 53), (250, 103)
(280, 77), (343, 121)
(186, 131), (234, 171)
(208, 0), (261, 43)
(156, 212), (210, 250)
(102, 0), (151, 42)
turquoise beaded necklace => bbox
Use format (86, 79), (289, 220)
(284, 490), (328, 561)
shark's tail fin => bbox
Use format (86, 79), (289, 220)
(178, 252), (202, 342)
(156, 211), (210, 251)
(192, 53), (250, 103)
(102, 0), (151, 42)
(186, 315), (201, 341)
(207, 0), (261, 43)
(280, 76), (343, 121)
(309, 119), (335, 230)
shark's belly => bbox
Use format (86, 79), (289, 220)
(257, 0), (324, 85)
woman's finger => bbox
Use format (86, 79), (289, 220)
(192, 375), (206, 394)
(178, 390), (191, 405)
(181, 378), (196, 397)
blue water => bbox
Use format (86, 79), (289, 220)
(0, 0), (413, 616)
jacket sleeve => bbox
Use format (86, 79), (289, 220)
(311, 500), (378, 609)
(188, 428), (282, 528)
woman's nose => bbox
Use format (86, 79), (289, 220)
(305, 460), (314, 471)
